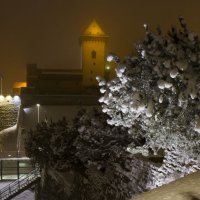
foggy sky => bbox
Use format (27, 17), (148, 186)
(1, 0), (200, 93)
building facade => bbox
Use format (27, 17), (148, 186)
(20, 20), (110, 106)
(80, 20), (109, 86)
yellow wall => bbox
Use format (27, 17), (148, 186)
(13, 82), (27, 95)
(82, 40), (106, 86)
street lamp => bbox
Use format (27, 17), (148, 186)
(36, 104), (40, 123)
(105, 65), (111, 81)
(0, 74), (3, 96)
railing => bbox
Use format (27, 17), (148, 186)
(0, 168), (40, 200)
(0, 151), (26, 159)
(0, 157), (33, 181)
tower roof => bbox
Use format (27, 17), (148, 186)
(83, 20), (106, 36)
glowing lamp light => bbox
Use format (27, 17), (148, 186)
(23, 108), (31, 113)
(19, 163), (27, 167)
(13, 95), (21, 103)
(0, 95), (4, 102)
(5, 95), (12, 102)
(106, 66), (110, 70)
(36, 104), (40, 107)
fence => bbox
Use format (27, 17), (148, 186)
(0, 157), (33, 180)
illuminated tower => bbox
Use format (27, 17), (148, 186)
(80, 20), (109, 86)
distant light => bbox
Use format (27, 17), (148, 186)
(8, 154), (12, 157)
(5, 95), (12, 102)
(106, 66), (110, 70)
(23, 108), (31, 113)
(0, 95), (4, 102)
(13, 95), (21, 103)
(19, 163), (27, 167)
(36, 104), (40, 107)
(143, 24), (147, 29)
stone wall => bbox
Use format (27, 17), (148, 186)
(0, 102), (20, 132)
(0, 101), (21, 152)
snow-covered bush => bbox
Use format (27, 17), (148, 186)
(25, 109), (150, 199)
(98, 17), (200, 186)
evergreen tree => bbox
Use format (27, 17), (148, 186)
(97, 17), (200, 187)
(25, 109), (150, 200)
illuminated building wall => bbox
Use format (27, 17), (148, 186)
(13, 82), (27, 95)
(80, 20), (109, 86)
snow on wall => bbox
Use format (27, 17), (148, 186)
(132, 171), (200, 200)
(0, 101), (21, 152)
(0, 102), (20, 132)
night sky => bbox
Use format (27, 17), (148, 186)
(1, 0), (200, 93)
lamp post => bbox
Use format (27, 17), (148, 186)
(36, 104), (40, 123)
(0, 74), (2, 95)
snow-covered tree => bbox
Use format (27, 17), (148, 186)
(97, 17), (200, 187)
(25, 109), (150, 199)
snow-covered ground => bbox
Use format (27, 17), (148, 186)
(0, 182), (35, 200)
(12, 190), (35, 200)
(132, 171), (200, 200)
(0, 124), (17, 136)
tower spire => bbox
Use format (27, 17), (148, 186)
(83, 19), (106, 36)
